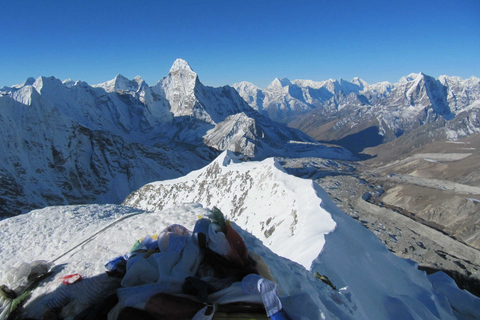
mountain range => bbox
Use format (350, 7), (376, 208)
(1, 59), (480, 319)
(0, 59), (352, 217)
(234, 73), (480, 153)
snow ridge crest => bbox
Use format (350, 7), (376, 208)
(169, 58), (195, 75)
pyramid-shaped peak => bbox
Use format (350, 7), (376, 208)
(11, 77), (36, 89)
(267, 77), (291, 90)
(111, 74), (130, 86)
(399, 74), (414, 84)
(169, 59), (195, 74)
(33, 76), (64, 92)
(351, 77), (368, 87)
(94, 74), (146, 93)
(400, 72), (425, 84)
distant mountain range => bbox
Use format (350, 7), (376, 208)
(234, 73), (480, 153)
(0, 59), (352, 216)
(1, 59), (478, 216)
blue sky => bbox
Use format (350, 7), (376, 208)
(1, 0), (479, 88)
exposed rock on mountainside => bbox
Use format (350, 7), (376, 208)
(0, 59), (352, 217)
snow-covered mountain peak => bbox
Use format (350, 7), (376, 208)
(162, 59), (199, 90)
(438, 75), (462, 83)
(32, 76), (66, 94)
(267, 77), (291, 90)
(351, 77), (368, 89)
(169, 58), (196, 75)
(231, 81), (266, 112)
(124, 150), (336, 268)
(468, 75), (480, 83)
(438, 75), (480, 88)
(120, 151), (472, 320)
(151, 59), (203, 119)
(460, 75), (480, 88)
(62, 79), (76, 88)
(11, 77), (36, 89)
(133, 75), (145, 85)
(399, 72), (424, 84)
(93, 74), (146, 94)
(233, 81), (261, 91)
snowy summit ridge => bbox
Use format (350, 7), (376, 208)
(1, 151), (478, 319)
(169, 58), (195, 74)
(122, 150), (479, 319)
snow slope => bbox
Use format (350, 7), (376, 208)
(0, 204), (357, 319)
(1, 152), (479, 319)
(0, 205), (468, 320)
(122, 151), (477, 319)
(124, 151), (336, 269)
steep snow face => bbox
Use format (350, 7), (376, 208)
(122, 151), (463, 320)
(152, 57), (252, 125)
(10, 75), (152, 138)
(154, 59), (268, 125)
(232, 81), (265, 112)
(154, 58), (204, 119)
(310, 187), (457, 320)
(0, 73), (221, 217)
(123, 151), (336, 268)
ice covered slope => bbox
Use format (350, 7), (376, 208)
(123, 151), (475, 319)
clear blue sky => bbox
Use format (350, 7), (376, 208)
(1, 0), (479, 89)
